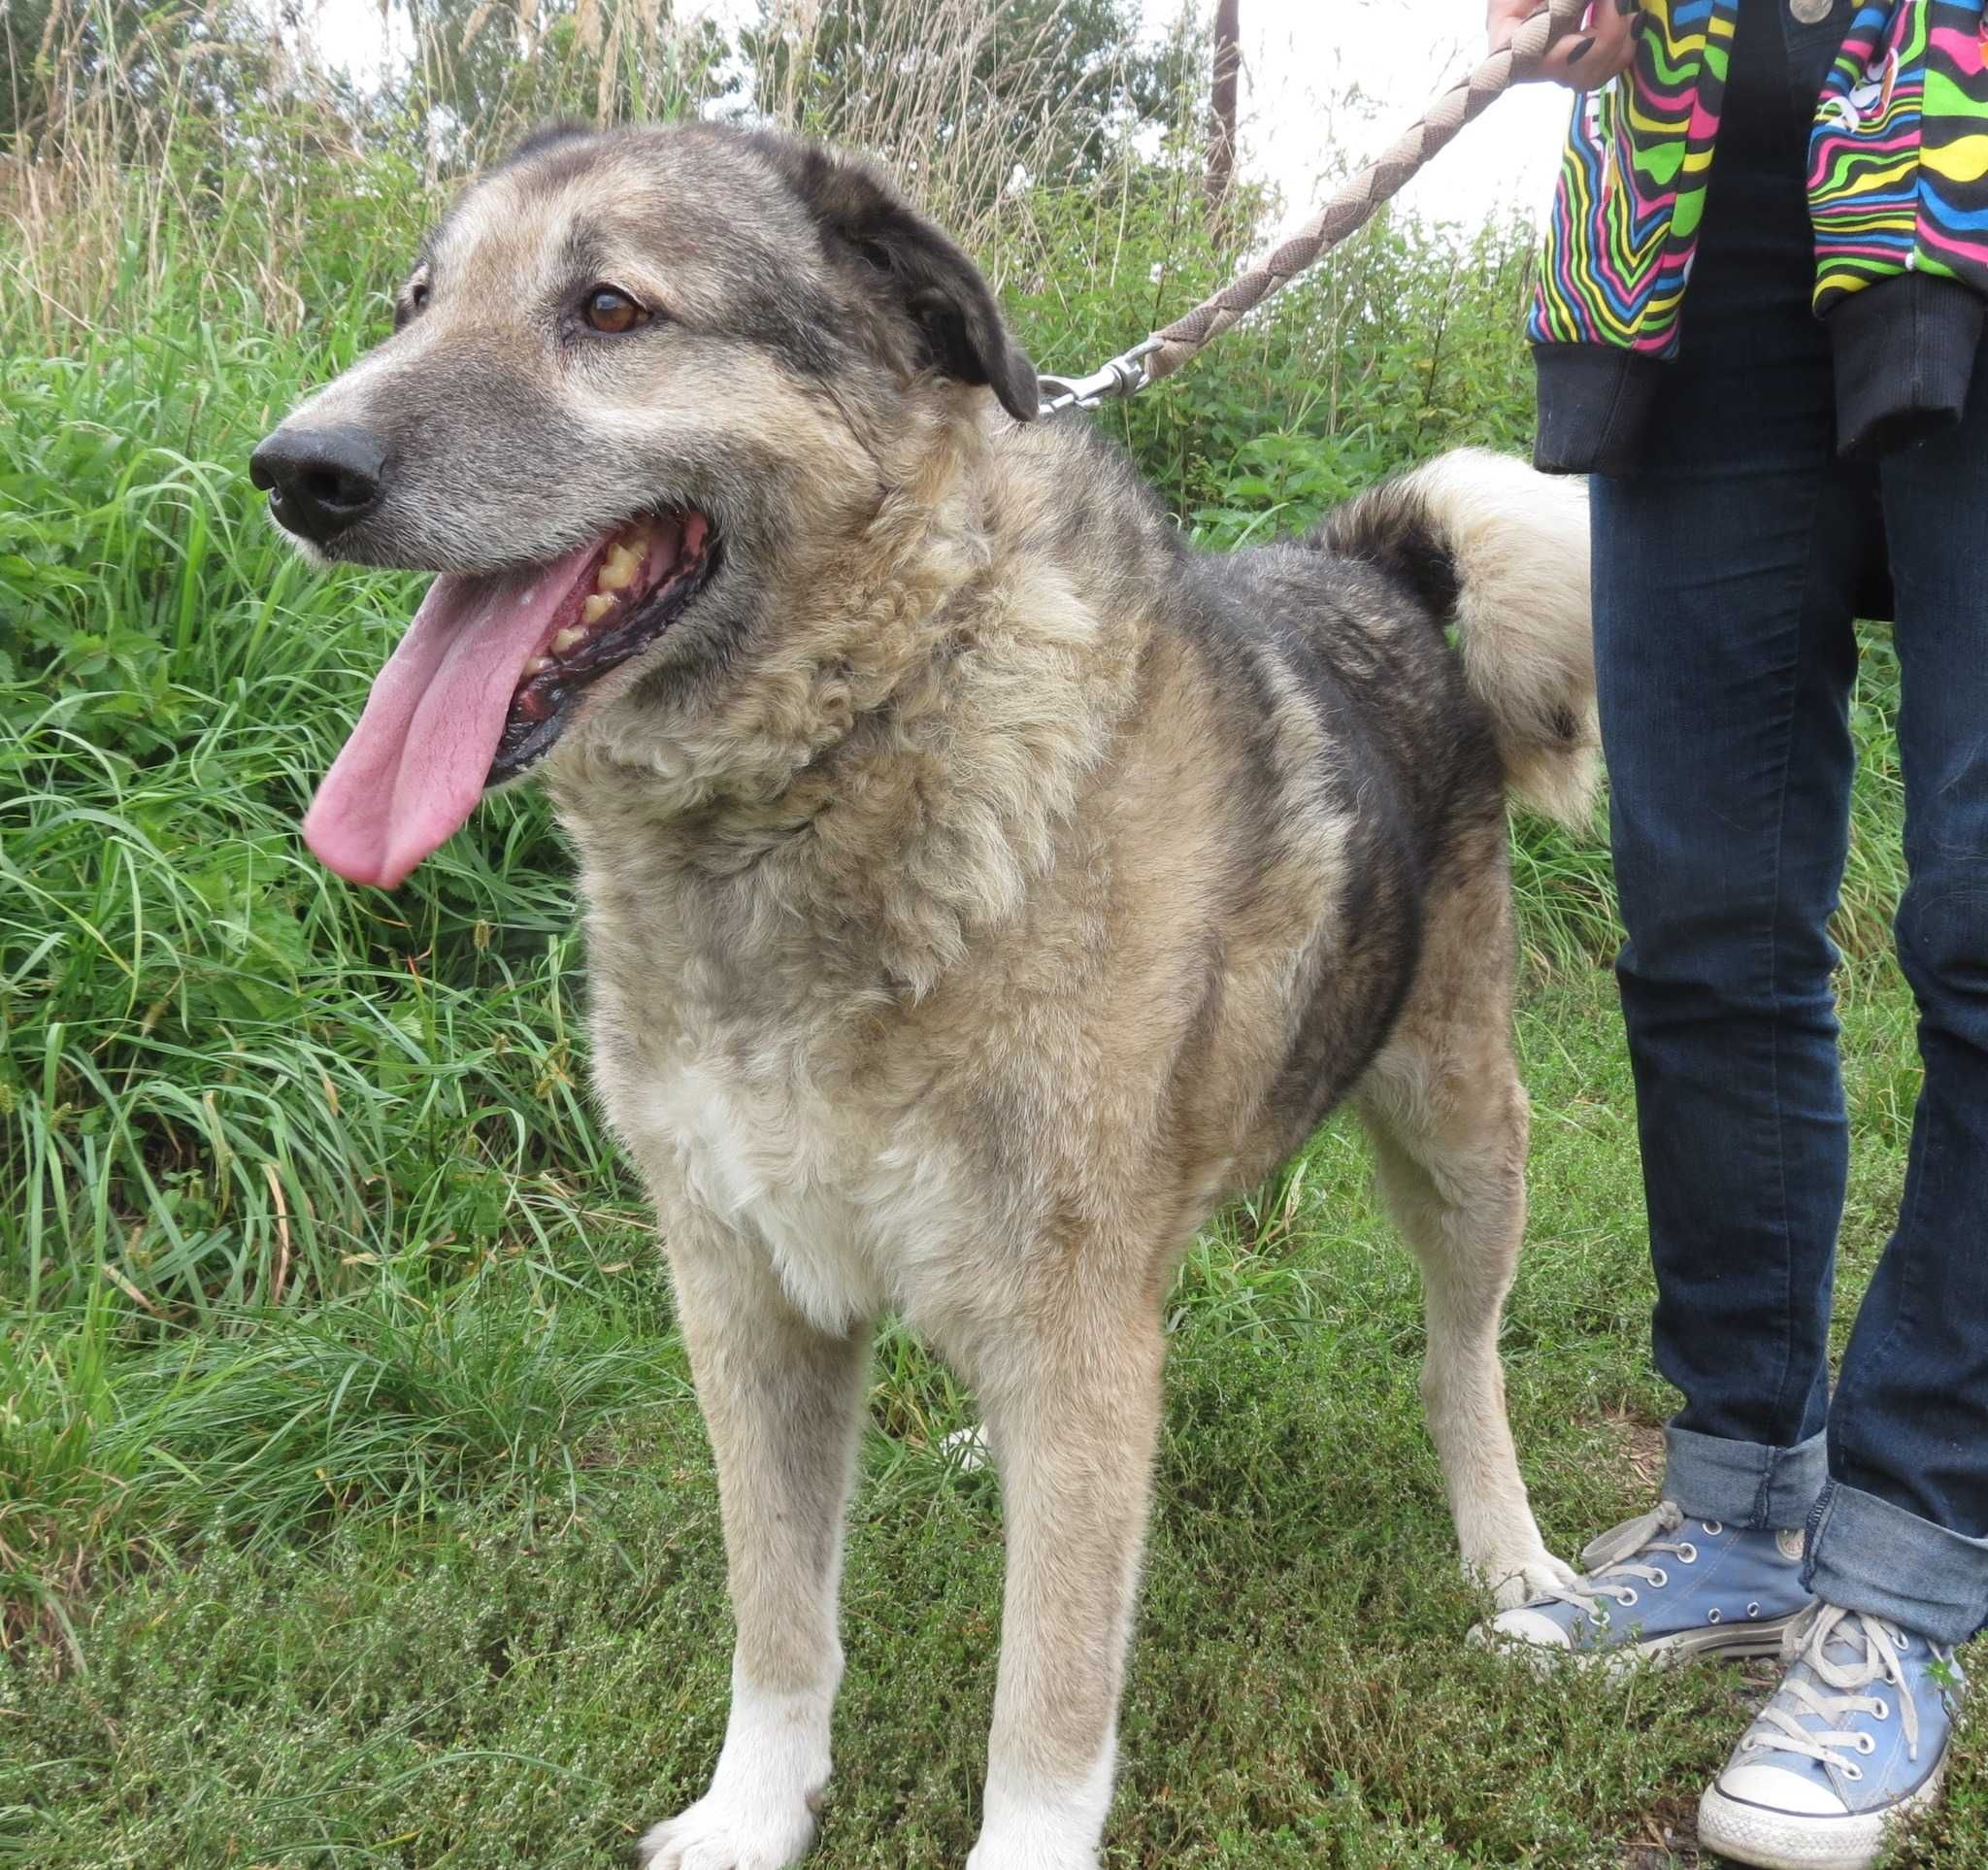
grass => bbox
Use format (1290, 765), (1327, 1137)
(5, 965), (1980, 1868)
(1, 2), (1966, 1860)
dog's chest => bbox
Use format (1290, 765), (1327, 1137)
(614, 1048), (978, 1334)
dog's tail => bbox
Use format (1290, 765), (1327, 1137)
(1316, 449), (1598, 828)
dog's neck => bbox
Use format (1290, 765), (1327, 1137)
(554, 411), (1149, 1018)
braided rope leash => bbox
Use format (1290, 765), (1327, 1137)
(1036, 0), (1589, 417)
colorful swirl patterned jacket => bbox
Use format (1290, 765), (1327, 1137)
(1530, 0), (1988, 474)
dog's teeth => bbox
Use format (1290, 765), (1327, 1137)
(524, 654), (554, 676)
(558, 619), (597, 650)
(598, 543), (642, 591)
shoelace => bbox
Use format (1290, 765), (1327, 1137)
(1535, 1500), (1702, 1617)
(1740, 1604), (1939, 1780)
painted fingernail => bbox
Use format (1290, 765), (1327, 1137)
(1567, 33), (1595, 61)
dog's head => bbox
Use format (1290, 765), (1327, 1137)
(253, 123), (1037, 887)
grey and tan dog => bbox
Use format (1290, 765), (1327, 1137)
(253, 120), (1595, 1869)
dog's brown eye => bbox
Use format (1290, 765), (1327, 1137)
(581, 286), (648, 334)
(411, 281), (430, 311)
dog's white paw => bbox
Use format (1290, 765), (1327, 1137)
(965, 1753), (1112, 1870)
(1474, 1549), (1582, 1611)
(642, 1672), (833, 1870)
(964, 1837), (1096, 1870)
(637, 1792), (817, 1870)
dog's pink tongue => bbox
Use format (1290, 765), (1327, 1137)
(303, 543), (595, 888)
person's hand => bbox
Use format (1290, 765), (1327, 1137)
(1487, 0), (1641, 89)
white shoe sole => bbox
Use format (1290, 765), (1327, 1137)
(1472, 1610), (1802, 1675)
(1697, 1751), (1947, 1870)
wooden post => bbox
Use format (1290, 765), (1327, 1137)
(1206, 0), (1241, 222)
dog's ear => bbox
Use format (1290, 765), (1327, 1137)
(758, 136), (1039, 423)
(845, 206), (1041, 423)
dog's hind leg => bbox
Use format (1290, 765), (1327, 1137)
(639, 1236), (871, 1870)
(961, 1302), (1165, 1870)
(1353, 850), (1579, 1613)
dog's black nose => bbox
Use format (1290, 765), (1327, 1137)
(249, 424), (387, 545)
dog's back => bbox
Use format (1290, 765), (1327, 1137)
(1002, 437), (1598, 1189)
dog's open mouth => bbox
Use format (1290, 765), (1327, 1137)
(490, 511), (714, 786)
(302, 510), (714, 888)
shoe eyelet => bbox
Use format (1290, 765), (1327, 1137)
(1649, 1568), (1669, 1588)
(1677, 1543), (1699, 1564)
(1703, 1520), (1723, 1536)
(1706, 1607), (1723, 1624)
(1747, 1602), (1762, 1619)
(1619, 1587), (1640, 1607)
(1856, 1733), (1877, 1755)
(1872, 1699), (1889, 1720)
(1844, 1763), (1864, 1782)
(1897, 1634), (1910, 1652)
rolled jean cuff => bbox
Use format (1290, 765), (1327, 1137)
(1662, 1422), (1828, 1530)
(1805, 1480), (1988, 1650)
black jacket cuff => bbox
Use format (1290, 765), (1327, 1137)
(1531, 343), (1666, 477)
(1828, 273), (1985, 462)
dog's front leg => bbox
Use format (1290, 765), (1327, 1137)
(640, 1241), (871, 1870)
(965, 1309), (1165, 1870)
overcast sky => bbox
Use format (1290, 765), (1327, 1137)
(307, 0), (1572, 228)
(1186, 0), (1571, 224)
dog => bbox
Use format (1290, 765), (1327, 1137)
(252, 120), (1594, 1869)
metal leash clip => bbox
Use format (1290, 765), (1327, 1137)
(1034, 339), (1160, 418)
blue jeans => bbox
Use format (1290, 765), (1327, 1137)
(1591, 0), (1988, 1649)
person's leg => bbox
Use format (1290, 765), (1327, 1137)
(1797, 370), (1988, 1649)
(1592, 0), (1882, 1532)
(1694, 479), (1984, 1864)
(1702, 604), (1986, 1858)
(1699, 528), (1986, 1852)
(1499, 360), (1873, 1660)
(1474, 433), (1874, 1654)
(1688, 3), (1984, 1853)
(1596, 454), (1862, 1526)
(1478, 0), (1886, 1668)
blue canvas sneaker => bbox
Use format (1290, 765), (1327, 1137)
(1698, 1602), (1964, 1870)
(1470, 1499), (1812, 1666)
